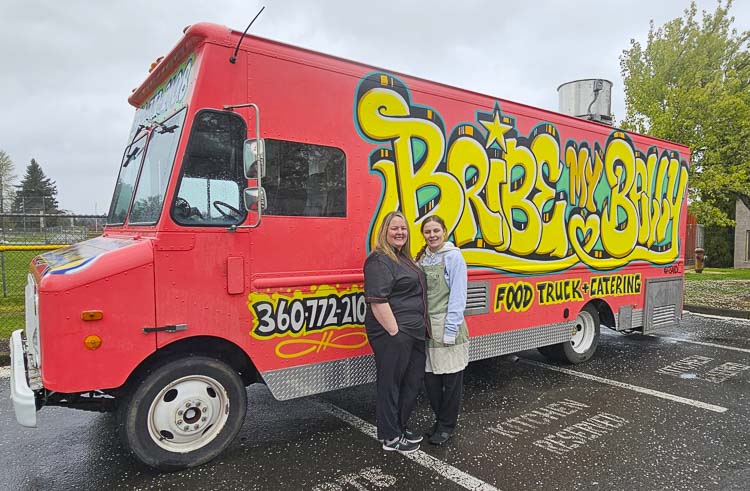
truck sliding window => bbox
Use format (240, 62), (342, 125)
(264, 140), (346, 217)
(172, 109), (247, 226)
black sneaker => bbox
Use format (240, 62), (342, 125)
(382, 436), (420, 454)
(425, 422), (438, 438)
(403, 428), (423, 444)
(429, 431), (451, 445)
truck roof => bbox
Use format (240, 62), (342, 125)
(129, 22), (690, 155)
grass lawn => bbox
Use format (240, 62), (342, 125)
(684, 267), (750, 311)
(0, 297), (26, 340)
(0, 250), (39, 342)
(685, 267), (750, 281)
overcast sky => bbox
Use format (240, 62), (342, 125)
(1, 0), (747, 214)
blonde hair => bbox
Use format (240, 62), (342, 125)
(372, 211), (413, 263)
(415, 215), (447, 262)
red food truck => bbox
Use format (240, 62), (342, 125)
(10, 22), (690, 470)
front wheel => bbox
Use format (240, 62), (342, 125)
(538, 304), (600, 364)
(117, 356), (247, 471)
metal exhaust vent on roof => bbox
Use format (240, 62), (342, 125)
(557, 79), (613, 125)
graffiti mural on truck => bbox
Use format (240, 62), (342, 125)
(354, 73), (689, 273)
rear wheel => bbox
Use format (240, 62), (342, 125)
(117, 356), (247, 471)
(538, 304), (600, 364)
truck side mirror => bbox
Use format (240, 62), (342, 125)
(244, 187), (266, 211)
(244, 139), (266, 179)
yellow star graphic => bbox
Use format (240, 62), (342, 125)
(480, 108), (514, 151)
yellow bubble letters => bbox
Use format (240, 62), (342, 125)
(355, 74), (689, 273)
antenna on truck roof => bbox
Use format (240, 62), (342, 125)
(229, 6), (266, 64)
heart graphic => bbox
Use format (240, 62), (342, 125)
(568, 212), (601, 253)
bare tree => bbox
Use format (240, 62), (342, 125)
(0, 149), (17, 213)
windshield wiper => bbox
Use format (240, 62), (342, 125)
(150, 119), (179, 134)
(121, 118), (176, 168)
(124, 123), (148, 152)
(123, 146), (141, 168)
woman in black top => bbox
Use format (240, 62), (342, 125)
(364, 211), (428, 454)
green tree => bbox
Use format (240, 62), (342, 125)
(12, 158), (60, 215)
(0, 149), (16, 213)
(619, 0), (750, 227)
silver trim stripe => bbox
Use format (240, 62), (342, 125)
(469, 321), (574, 362)
(263, 354), (376, 401)
(262, 320), (575, 401)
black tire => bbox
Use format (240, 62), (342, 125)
(538, 304), (600, 364)
(117, 356), (247, 471)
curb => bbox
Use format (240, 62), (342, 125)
(684, 304), (750, 320)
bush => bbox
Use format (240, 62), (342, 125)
(703, 225), (734, 268)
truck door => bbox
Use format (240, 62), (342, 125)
(153, 109), (250, 347)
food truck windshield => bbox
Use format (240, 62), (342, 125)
(106, 108), (186, 225)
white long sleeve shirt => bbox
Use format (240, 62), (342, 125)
(419, 242), (467, 342)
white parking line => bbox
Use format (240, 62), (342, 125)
(518, 358), (728, 413)
(317, 400), (499, 491)
(652, 335), (750, 354)
(685, 311), (750, 323)
(0, 366), (9, 379)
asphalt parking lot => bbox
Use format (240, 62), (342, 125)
(1, 311), (748, 490)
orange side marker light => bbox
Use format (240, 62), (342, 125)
(82, 310), (103, 321)
(84, 335), (102, 350)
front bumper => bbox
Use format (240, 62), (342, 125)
(9, 329), (37, 427)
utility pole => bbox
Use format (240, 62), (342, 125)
(1, 174), (5, 296)
(0, 173), (4, 240)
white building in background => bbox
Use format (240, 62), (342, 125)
(735, 198), (750, 269)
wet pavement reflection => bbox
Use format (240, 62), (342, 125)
(1, 312), (748, 490)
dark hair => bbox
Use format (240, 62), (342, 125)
(415, 215), (447, 262)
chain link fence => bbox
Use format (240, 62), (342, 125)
(0, 212), (106, 341)
(1, 211), (106, 245)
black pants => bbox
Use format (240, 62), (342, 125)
(368, 330), (425, 441)
(424, 370), (464, 434)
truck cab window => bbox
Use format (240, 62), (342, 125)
(173, 110), (247, 226)
(264, 140), (346, 217)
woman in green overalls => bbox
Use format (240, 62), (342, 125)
(416, 215), (469, 445)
